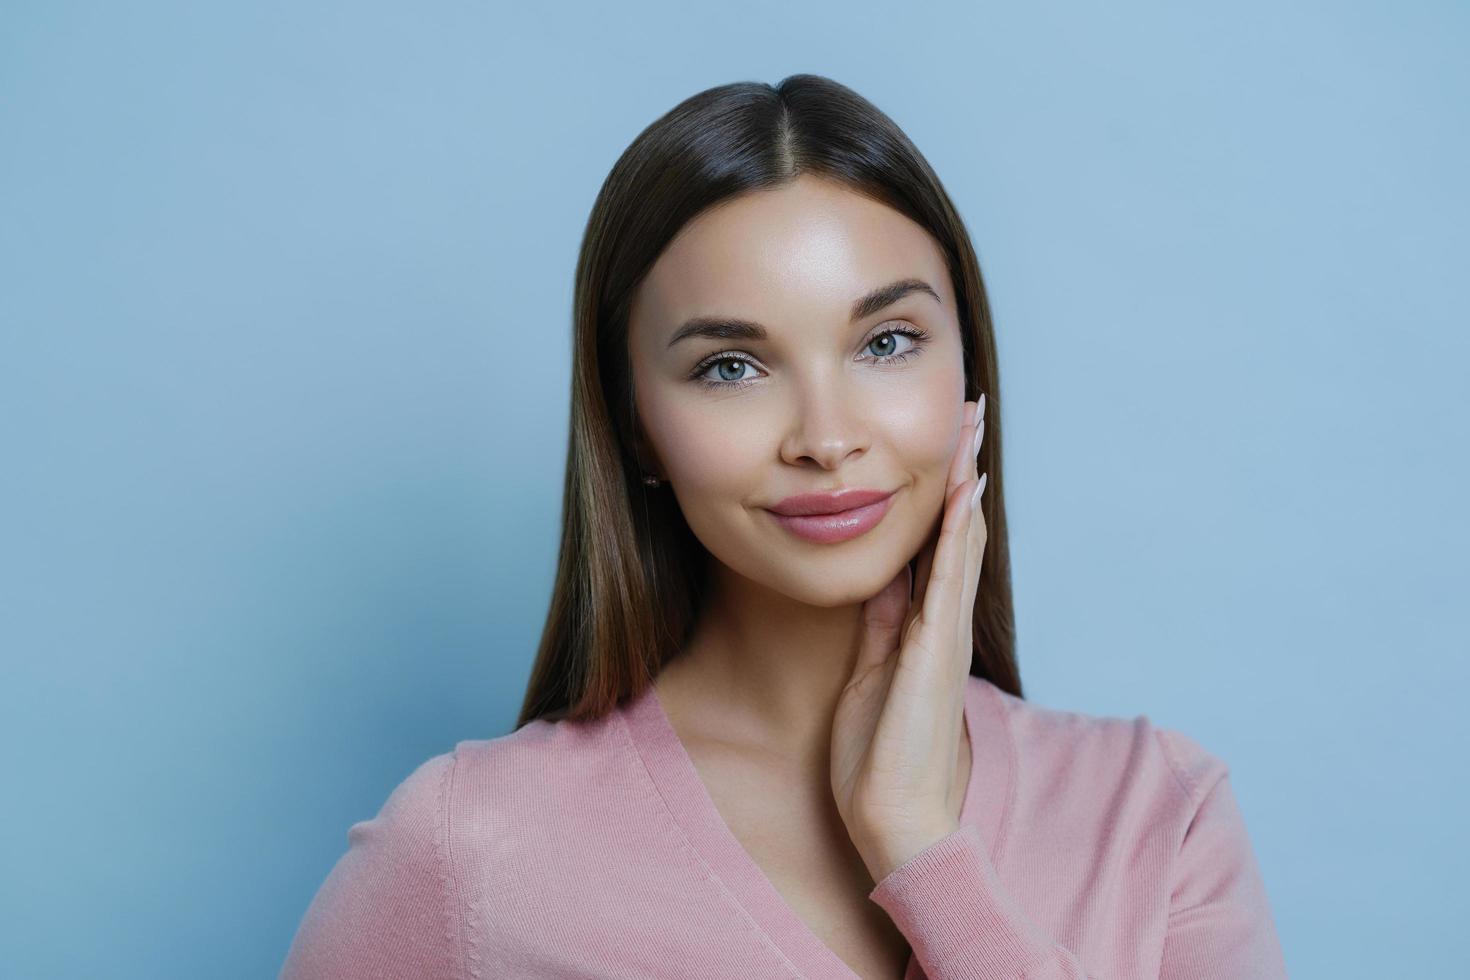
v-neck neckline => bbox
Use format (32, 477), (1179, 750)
(618, 673), (1011, 980)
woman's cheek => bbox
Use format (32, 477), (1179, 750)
(884, 366), (964, 477)
(657, 409), (767, 509)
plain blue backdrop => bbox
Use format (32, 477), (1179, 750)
(2, 1), (1465, 977)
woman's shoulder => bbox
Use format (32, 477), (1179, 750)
(450, 704), (631, 796)
(341, 706), (631, 849)
(281, 712), (633, 978)
(973, 675), (1230, 811)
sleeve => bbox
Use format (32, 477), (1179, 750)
(867, 822), (1088, 980)
(278, 749), (465, 980)
(1154, 728), (1290, 979)
(867, 730), (1289, 979)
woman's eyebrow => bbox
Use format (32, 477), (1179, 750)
(665, 277), (941, 349)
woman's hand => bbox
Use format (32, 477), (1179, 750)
(830, 393), (988, 885)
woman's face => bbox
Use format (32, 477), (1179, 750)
(627, 174), (969, 607)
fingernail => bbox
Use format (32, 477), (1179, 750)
(970, 472), (988, 508)
(978, 392), (986, 420)
(972, 414), (984, 457)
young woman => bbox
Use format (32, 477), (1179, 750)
(281, 74), (1288, 980)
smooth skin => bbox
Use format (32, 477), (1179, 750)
(628, 173), (987, 977)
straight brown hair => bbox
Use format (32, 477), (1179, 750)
(515, 73), (1022, 729)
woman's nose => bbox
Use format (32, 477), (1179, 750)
(778, 386), (870, 471)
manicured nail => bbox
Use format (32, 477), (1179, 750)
(978, 392), (986, 420)
(970, 472), (988, 508)
(972, 414), (984, 457)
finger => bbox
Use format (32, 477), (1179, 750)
(958, 470), (988, 670)
(948, 399), (980, 489)
(916, 399), (976, 606)
(855, 562), (911, 676)
(957, 395), (987, 667)
(911, 511), (934, 608)
(974, 392), (986, 479)
(915, 474), (978, 650)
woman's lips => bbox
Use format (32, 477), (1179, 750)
(766, 491), (896, 544)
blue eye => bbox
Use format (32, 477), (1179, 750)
(689, 325), (930, 391)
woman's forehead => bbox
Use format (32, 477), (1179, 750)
(635, 181), (949, 340)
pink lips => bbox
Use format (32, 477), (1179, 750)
(765, 488), (898, 544)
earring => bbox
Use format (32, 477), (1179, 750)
(642, 473), (661, 487)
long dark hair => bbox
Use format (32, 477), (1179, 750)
(516, 73), (1021, 728)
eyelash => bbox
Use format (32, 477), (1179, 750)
(688, 324), (931, 391)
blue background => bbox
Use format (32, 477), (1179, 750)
(3, 2), (1465, 977)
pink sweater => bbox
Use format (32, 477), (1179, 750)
(280, 675), (1288, 979)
